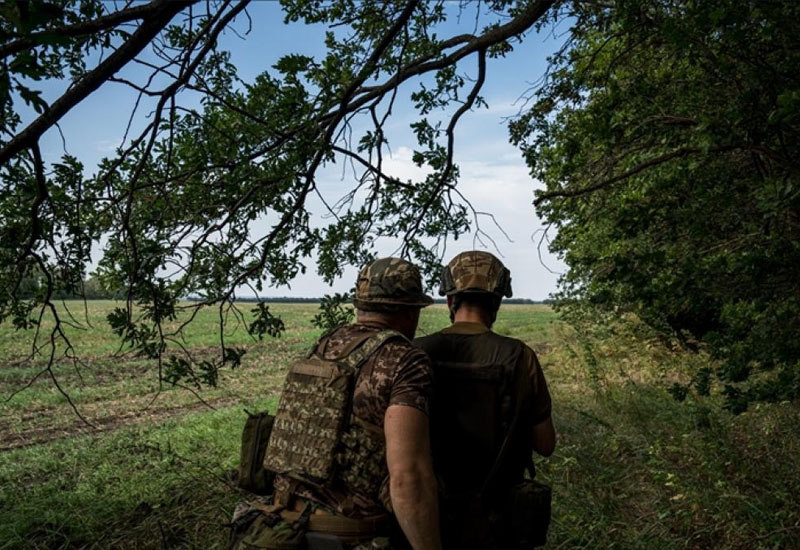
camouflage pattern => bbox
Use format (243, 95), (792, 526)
(273, 323), (433, 517)
(264, 331), (402, 483)
(264, 371), (348, 480)
(337, 420), (387, 501)
(353, 257), (433, 310)
(439, 251), (513, 298)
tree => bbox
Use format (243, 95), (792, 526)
(513, 1), (800, 411)
(1, 0), (556, 413)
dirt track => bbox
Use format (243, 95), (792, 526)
(0, 396), (239, 452)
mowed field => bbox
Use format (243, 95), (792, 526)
(1, 302), (798, 550)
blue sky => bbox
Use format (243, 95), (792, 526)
(31, 2), (568, 300)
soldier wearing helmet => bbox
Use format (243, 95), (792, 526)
(247, 258), (442, 550)
(414, 251), (555, 550)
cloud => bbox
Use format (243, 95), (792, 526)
(94, 139), (121, 153)
(298, 135), (566, 299)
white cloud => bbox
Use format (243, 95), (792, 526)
(94, 139), (121, 153)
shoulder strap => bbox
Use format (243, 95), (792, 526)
(340, 329), (406, 370)
(313, 328), (405, 370)
(308, 326), (340, 358)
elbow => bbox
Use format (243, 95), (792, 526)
(390, 463), (434, 504)
(532, 425), (556, 457)
(532, 418), (556, 457)
(535, 439), (556, 457)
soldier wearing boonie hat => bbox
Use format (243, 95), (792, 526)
(260, 257), (441, 550)
(414, 251), (555, 550)
(353, 257), (435, 312)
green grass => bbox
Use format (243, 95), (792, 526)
(1, 302), (798, 549)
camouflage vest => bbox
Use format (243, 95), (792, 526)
(264, 328), (403, 504)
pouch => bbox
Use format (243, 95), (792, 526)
(504, 479), (551, 548)
(229, 500), (307, 550)
(238, 411), (276, 494)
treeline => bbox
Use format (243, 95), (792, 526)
(17, 274), (120, 300)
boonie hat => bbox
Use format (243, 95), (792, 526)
(353, 257), (434, 310)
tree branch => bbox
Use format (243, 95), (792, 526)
(0, 0), (197, 167)
(0, 0), (173, 59)
(335, 0), (554, 120)
(534, 145), (743, 206)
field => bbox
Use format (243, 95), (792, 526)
(1, 302), (798, 549)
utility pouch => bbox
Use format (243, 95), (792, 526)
(238, 410), (276, 494)
(504, 479), (551, 548)
(229, 500), (308, 550)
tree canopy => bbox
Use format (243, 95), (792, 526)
(3, 0), (798, 413)
(515, 0), (800, 411)
(1, 0), (555, 409)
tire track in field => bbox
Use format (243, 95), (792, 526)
(0, 339), (305, 391)
(0, 396), (240, 452)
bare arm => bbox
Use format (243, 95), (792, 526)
(532, 416), (556, 457)
(385, 404), (442, 550)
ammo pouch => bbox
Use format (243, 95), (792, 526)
(229, 499), (308, 550)
(238, 410), (276, 494)
(501, 479), (552, 549)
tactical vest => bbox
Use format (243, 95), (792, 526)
(263, 328), (403, 507)
(415, 329), (532, 496)
(415, 329), (539, 549)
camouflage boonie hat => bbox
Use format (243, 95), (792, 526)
(439, 251), (513, 298)
(353, 257), (433, 310)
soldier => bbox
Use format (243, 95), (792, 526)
(232, 257), (442, 550)
(414, 251), (556, 550)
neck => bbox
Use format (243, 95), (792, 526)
(452, 304), (493, 327)
(357, 312), (392, 328)
(356, 310), (416, 339)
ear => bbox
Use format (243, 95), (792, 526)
(446, 295), (454, 310)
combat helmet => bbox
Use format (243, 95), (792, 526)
(439, 250), (513, 298)
(353, 257), (434, 311)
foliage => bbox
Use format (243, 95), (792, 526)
(311, 293), (354, 332)
(0, 0), (555, 396)
(3, 303), (799, 549)
(513, 0), (800, 411)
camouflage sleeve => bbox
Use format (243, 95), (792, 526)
(386, 343), (434, 416)
(522, 345), (552, 425)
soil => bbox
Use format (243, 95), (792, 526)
(0, 396), (239, 452)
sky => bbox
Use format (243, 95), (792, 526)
(31, 2), (569, 300)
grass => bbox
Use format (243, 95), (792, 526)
(1, 302), (798, 549)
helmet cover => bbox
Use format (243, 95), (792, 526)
(439, 251), (513, 298)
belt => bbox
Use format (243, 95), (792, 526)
(280, 509), (389, 540)
(248, 498), (389, 543)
